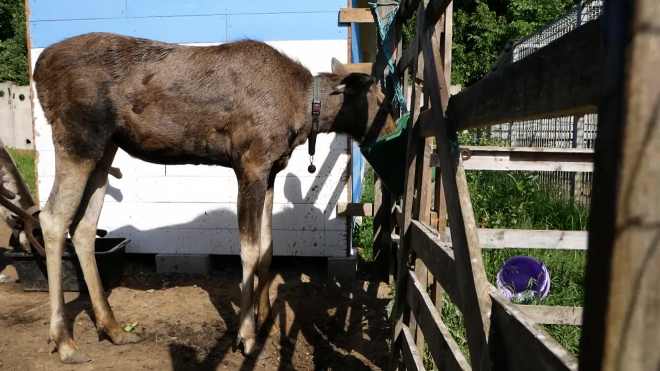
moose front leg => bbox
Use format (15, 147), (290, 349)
(236, 170), (269, 359)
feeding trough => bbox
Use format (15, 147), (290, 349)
(360, 114), (435, 196)
(4, 238), (130, 292)
(496, 255), (551, 302)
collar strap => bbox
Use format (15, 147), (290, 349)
(308, 76), (321, 173)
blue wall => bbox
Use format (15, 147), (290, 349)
(28, 0), (348, 48)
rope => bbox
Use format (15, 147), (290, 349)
(368, 1), (408, 114)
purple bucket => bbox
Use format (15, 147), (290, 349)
(496, 255), (550, 302)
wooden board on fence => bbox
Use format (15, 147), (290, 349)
(444, 229), (588, 250)
(406, 270), (471, 370)
(337, 202), (374, 217)
(516, 305), (583, 326)
(579, 0), (660, 368)
(345, 62), (374, 74)
(400, 325), (426, 371)
(410, 221), (463, 311)
(430, 146), (595, 172)
(447, 18), (601, 131)
(339, 8), (374, 23)
(488, 286), (578, 370)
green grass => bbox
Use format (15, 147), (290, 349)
(7, 148), (37, 200)
(354, 165), (376, 263)
(353, 154), (588, 364)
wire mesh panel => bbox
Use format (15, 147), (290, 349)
(489, 0), (602, 206)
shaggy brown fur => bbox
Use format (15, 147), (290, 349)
(33, 32), (396, 364)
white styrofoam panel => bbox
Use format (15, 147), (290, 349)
(325, 230), (349, 250)
(164, 148), (349, 178)
(95, 202), (329, 232)
(38, 149), (166, 177)
(38, 172), (348, 205)
(106, 227), (341, 256)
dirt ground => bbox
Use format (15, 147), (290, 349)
(0, 248), (393, 371)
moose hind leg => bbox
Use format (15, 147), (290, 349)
(256, 186), (275, 331)
(69, 144), (139, 345)
(40, 152), (97, 364)
(236, 172), (269, 359)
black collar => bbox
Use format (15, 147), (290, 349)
(308, 76), (321, 173)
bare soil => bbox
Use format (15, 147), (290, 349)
(0, 252), (392, 371)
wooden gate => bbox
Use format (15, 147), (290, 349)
(340, 0), (659, 369)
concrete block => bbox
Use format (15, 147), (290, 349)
(155, 254), (212, 276)
(327, 253), (357, 282)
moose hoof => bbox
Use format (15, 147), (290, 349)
(236, 336), (270, 361)
(59, 349), (91, 364)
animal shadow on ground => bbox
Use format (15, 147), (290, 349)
(16, 147), (392, 370)
(107, 172), (391, 370)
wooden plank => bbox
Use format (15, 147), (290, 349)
(424, 0), (452, 29)
(444, 229), (588, 250)
(410, 220), (463, 311)
(516, 305), (583, 326)
(345, 62), (374, 74)
(447, 19), (601, 131)
(400, 325), (426, 371)
(579, 1), (660, 369)
(388, 6), (425, 367)
(488, 286), (578, 370)
(406, 270), (471, 370)
(430, 146), (594, 172)
(373, 179), (392, 281)
(418, 1), (492, 367)
(336, 202), (374, 217)
(339, 8), (374, 23)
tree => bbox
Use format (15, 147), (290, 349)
(400, 0), (576, 87)
(0, 0), (29, 86)
(452, 0), (576, 86)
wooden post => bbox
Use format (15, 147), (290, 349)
(389, 9), (425, 370)
(431, 8), (452, 370)
(579, 0), (660, 369)
(373, 177), (392, 281)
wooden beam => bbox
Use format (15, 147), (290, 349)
(431, 147), (595, 172)
(410, 220), (463, 311)
(447, 18), (601, 131)
(488, 286), (578, 370)
(444, 228), (588, 250)
(397, 0), (422, 22)
(388, 2), (424, 367)
(406, 270), (471, 370)
(337, 202), (374, 217)
(580, 0), (660, 369)
(339, 8), (374, 23)
(418, 1), (493, 367)
(399, 325), (426, 371)
(345, 62), (374, 74)
(431, 146), (594, 172)
(516, 305), (583, 326)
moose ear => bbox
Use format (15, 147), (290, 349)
(333, 73), (375, 95)
(331, 58), (349, 75)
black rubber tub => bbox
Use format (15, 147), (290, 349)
(3, 238), (130, 292)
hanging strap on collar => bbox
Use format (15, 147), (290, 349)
(308, 76), (321, 173)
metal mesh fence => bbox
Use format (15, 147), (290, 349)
(489, 0), (602, 206)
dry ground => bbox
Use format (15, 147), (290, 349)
(0, 246), (392, 371)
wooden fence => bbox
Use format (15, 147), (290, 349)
(340, 0), (658, 369)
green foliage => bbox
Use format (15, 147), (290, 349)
(8, 149), (36, 200)
(353, 165), (376, 263)
(0, 0), (29, 85)
(452, 0), (576, 86)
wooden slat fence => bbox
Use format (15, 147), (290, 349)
(340, 0), (655, 369)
